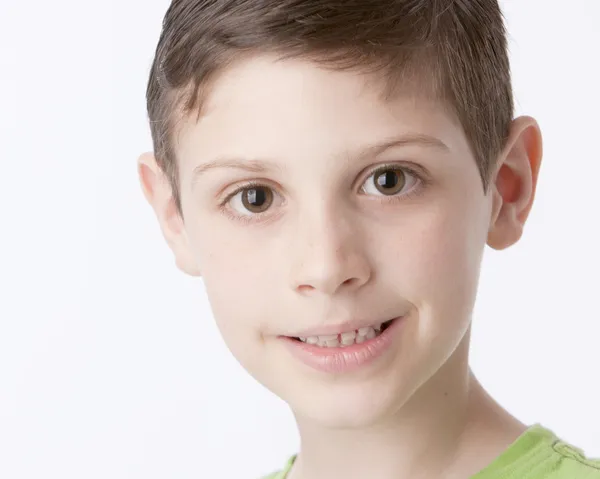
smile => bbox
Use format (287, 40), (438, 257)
(280, 316), (405, 374)
(293, 319), (395, 347)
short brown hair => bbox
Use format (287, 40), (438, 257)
(145, 0), (513, 218)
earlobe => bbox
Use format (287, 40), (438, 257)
(487, 116), (543, 250)
(137, 152), (202, 277)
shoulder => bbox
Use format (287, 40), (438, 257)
(258, 470), (287, 479)
(547, 437), (600, 478)
(258, 455), (296, 479)
(259, 473), (280, 479)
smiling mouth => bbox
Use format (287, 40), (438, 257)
(290, 318), (396, 348)
(281, 316), (406, 374)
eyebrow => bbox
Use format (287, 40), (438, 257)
(191, 133), (449, 186)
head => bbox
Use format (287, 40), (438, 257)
(138, 0), (542, 428)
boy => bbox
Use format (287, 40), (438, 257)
(137, 1), (599, 478)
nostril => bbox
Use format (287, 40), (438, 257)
(297, 284), (315, 293)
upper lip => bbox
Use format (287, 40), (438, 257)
(285, 316), (401, 338)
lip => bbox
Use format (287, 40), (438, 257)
(280, 316), (405, 374)
(286, 317), (395, 337)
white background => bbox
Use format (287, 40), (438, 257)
(0, 1), (598, 478)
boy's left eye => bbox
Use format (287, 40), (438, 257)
(361, 167), (419, 196)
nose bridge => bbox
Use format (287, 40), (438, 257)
(289, 199), (371, 296)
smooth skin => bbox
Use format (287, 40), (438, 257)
(138, 55), (542, 479)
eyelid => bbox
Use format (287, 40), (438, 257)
(358, 161), (429, 189)
(220, 179), (279, 205)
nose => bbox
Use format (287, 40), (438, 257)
(289, 205), (372, 297)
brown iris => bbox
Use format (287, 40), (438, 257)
(374, 168), (406, 195)
(241, 186), (273, 213)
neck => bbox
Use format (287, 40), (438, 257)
(289, 333), (526, 479)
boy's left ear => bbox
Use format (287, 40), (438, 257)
(487, 115), (543, 250)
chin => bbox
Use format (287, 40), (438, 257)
(288, 377), (412, 429)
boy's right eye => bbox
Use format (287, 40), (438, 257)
(226, 183), (276, 216)
(239, 186), (274, 213)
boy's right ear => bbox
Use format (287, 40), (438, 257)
(136, 152), (202, 277)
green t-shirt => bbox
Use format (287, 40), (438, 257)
(262, 424), (600, 479)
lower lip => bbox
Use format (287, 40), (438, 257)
(280, 317), (405, 374)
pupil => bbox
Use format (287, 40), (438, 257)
(377, 171), (398, 189)
(247, 188), (266, 206)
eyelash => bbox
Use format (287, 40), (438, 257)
(218, 163), (430, 224)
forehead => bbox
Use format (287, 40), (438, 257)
(176, 55), (467, 172)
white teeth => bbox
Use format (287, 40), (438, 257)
(340, 331), (356, 344)
(298, 325), (384, 348)
(319, 334), (339, 341)
(359, 326), (377, 337)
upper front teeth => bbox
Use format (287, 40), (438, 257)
(340, 331), (356, 345)
(298, 323), (383, 347)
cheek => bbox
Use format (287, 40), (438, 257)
(379, 198), (487, 315)
(195, 228), (277, 341)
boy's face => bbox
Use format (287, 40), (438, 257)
(141, 55), (528, 427)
